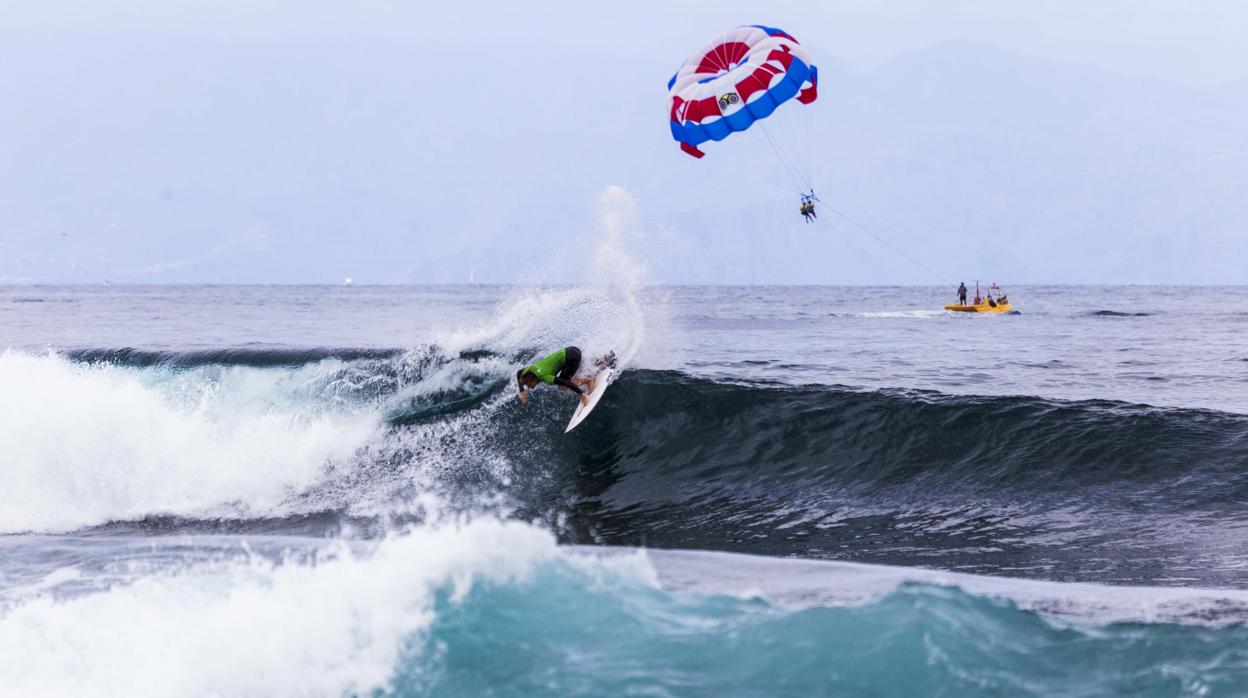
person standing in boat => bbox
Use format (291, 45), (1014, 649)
(957, 282), (968, 306)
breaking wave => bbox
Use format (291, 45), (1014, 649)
(5, 345), (1247, 586)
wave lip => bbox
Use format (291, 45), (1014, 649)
(595, 546), (1248, 625)
(64, 346), (404, 368)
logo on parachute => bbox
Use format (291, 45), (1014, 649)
(718, 92), (740, 111)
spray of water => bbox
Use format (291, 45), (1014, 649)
(443, 185), (658, 369)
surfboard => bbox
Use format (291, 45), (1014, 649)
(565, 367), (614, 433)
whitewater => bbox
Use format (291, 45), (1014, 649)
(2, 194), (1248, 696)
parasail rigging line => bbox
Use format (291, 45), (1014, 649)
(818, 203), (952, 285)
(758, 122), (811, 194)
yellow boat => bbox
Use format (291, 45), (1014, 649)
(944, 282), (1016, 313)
(944, 300), (1014, 313)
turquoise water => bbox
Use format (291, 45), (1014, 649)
(408, 560), (1248, 697)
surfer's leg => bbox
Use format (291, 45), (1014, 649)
(559, 347), (582, 381)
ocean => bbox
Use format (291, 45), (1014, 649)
(1, 280), (1247, 697)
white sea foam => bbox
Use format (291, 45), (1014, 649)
(855, 309), (947, 319)
(0, 519), (560, 698)
(0, 351), (381, 532)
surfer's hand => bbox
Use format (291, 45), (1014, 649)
(518, 391), (528, 405)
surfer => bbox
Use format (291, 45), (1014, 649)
(516, 346), (594, 406)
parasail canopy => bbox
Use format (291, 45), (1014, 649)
(667, 25), (818, 159)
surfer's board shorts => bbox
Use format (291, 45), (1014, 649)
(560, 346), (582, 381)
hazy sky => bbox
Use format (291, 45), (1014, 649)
(1, 2), (1245, 284)
(7, 1), (1246, 86)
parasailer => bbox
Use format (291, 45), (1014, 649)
(668, 25), (821, 218)
(800, 190), (819, 222)
(668, 26), (962, 288)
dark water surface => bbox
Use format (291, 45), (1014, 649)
(2, 284), (1247, 696)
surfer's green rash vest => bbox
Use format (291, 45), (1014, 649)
(523, 348), (567, 384)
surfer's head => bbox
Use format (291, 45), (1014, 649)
(516, 369), (539, 392)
